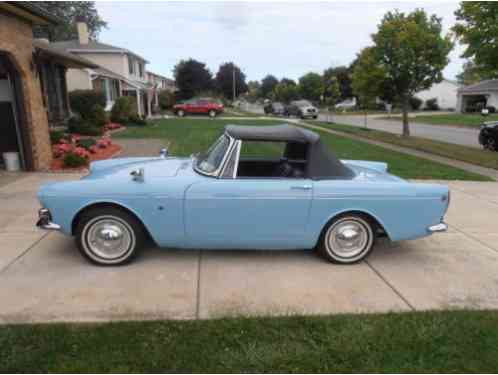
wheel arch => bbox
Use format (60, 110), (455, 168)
(316, 209), (391, 246)
(71, 201), (154, 242)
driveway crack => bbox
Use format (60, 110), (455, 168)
(0, 232), (49, 275)
(365, 259), (415, 311)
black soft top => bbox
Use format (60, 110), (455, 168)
(224, 124), (354, 180)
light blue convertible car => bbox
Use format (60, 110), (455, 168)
(37, 124), (449, 266)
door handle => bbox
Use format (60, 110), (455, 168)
(290, 185), (312, 191)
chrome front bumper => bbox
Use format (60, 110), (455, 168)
(427, 222), (448, 233)
(36, 208), (61, 230)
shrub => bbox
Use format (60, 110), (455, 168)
(67, 117), (102, 136)
(127, 114), (147, 126)
(63, 152), (88, 168)
(86, 104), (107, 128)
(111, 96), (136, 123)
(158, 91), (175, 110)
(49, 130), (65, 145)
(78, 138), (97, 150)
(485, 106), (496, 114)
(69, 90), (106, 120)
(425, 98), (439, 111)
(409, 96), (423, 111)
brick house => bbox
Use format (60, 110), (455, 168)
(0, 2), (96, 171)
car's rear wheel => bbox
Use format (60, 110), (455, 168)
(484, 138), (497, 151)
(318, 214), (375, 264)
(208, 109), (217, 118)
(177, 109), (185, 117)
(75, 207), (145, 266)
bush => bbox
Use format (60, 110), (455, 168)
(49, 130), (65, 145)
(111, 96), (136, 123)
(486, 106), (496, 114)
(63, 153), (88, 168)
(86, 104), (107, 128)
(127, 114), (147, 126)
(67, 117), (102, 136)
(409, 96), (423, 111)
(69, 90), (106, 120)
(425, 98), (439, 111)
(158, 91), (175, 110)
(78, 138), (97, 150)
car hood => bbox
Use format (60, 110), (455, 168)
(83, 157), (192, 180)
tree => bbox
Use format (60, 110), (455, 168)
(273, 81), (299, 103)
(34, 2), (107, 41)
(280, 77), (297, 87)
(260, 75), (279, 99)
(352, 47), (387, 113)
(454, 2), (498, 78)
(214, 62), (248, 100)
(456, 60), (489, 86)
(370, 9), (453, 136)
(246, 80), (261, 101)
(323, 66), (353, 100)
(173, 59), (213, 99)
(298, 72), (324, 102)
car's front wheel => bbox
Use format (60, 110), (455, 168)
(318, 214), (375, 264)
(75, 207), (145, 266)
(484, 138), (497, 151)
(177, 109), (185, 117)
(208, 109), (217, 118)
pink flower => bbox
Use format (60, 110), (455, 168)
(89, 145), (98, 154)
(73, 147), (90, 159)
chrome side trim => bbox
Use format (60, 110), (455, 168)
(427, 222), (448, 233)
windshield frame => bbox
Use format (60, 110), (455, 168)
(193, 133), (235, 177)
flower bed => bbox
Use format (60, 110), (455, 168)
(50, 132), (122, 172)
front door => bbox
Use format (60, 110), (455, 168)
(184, 178), (313, 249)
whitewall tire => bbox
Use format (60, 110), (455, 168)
(318, 214), (375, 264)
(75, 207), (144, 266)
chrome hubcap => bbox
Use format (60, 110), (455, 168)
(87, 219), (132, 260)
(327, 219), (369, 258)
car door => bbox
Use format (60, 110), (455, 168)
(184, 178), (313, 249)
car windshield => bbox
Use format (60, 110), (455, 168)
(195, 134), (231, 175)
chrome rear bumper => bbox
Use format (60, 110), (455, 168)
(36, 208), (61, 230)
(427, 222), (448, 233)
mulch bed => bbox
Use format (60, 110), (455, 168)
(49, 144), (122, 173)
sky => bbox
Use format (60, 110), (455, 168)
(95, 1), (465, 82)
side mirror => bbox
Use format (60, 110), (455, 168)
(482, 108), (489, 117)
(159, 148), (168, 158)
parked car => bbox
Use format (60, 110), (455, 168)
(479, 121), (498, 151)
(284, 100), (318, 119)
(173, 98), (224, 118)
(264, 102), (285, 116)
(37, 124), (449, 266)
(335, 97), (357, 111)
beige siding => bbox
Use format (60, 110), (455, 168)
(76, 53), (127, 76)
(66, 69), (92, 91)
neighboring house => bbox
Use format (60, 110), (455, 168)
(414, 79), (459, 110)
(51, 22), (152, 117)
(456, 80), (498, 113)
(146, 71), (176, 111)
(0, 2), (93, 171)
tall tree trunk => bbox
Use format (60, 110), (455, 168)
(402, 94), (410, 137)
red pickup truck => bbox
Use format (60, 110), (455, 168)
(173, 99), (224, 118)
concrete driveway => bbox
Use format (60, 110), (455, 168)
(1, 173), (498, 323)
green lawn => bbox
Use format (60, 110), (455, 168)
(381, 113), (498, 127)
(115, 118), (489, 180)
(2, 311), (498, 372)
(312, 121), (498, 172)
